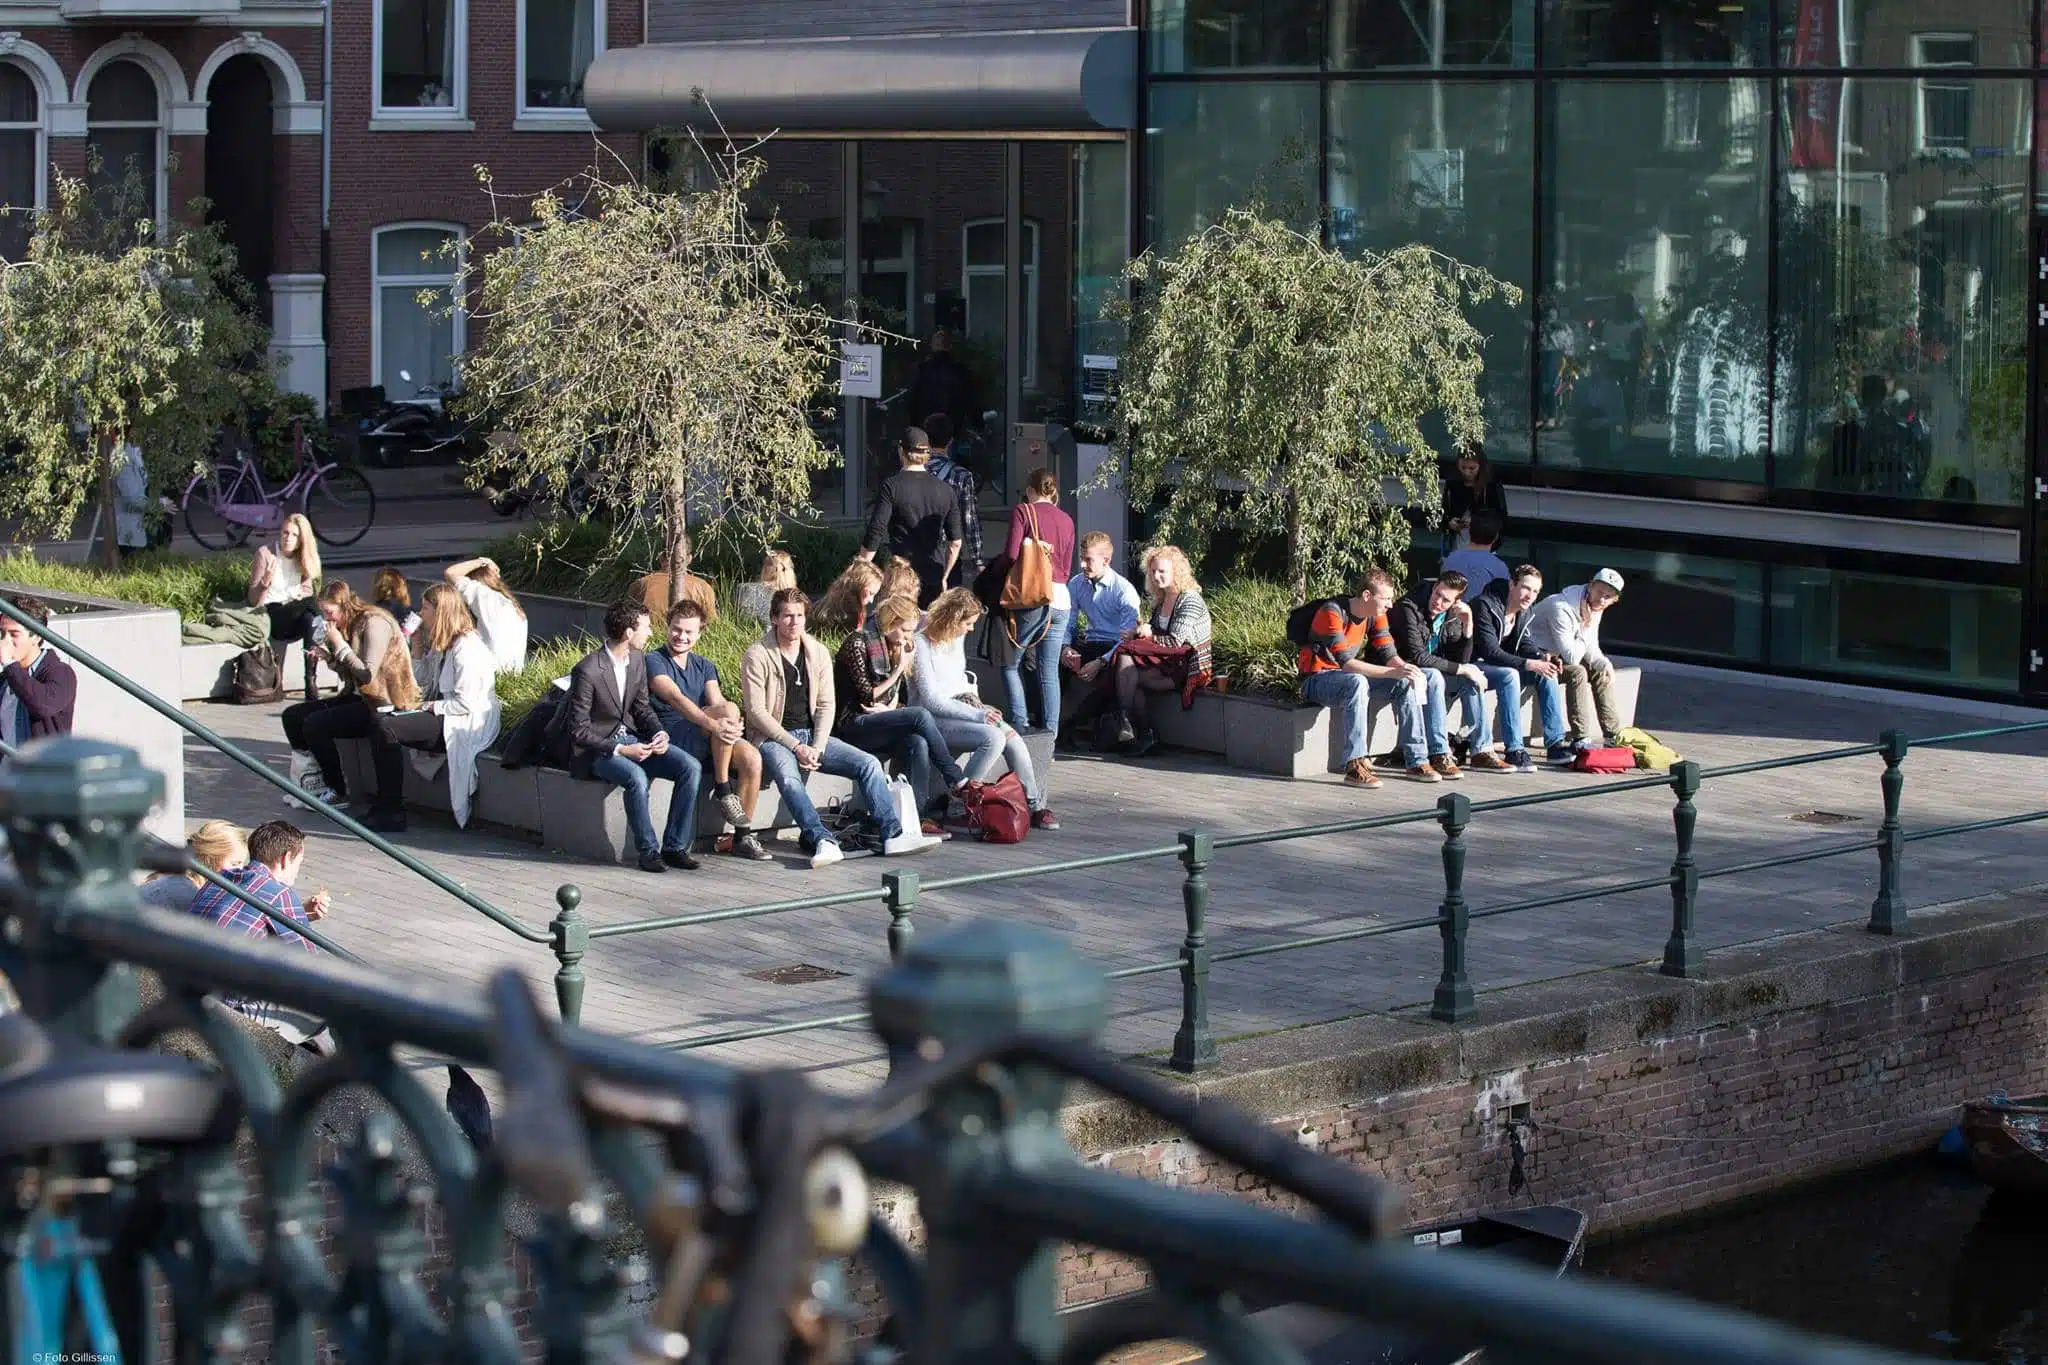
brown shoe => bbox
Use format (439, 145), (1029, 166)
(1344, 759), (1382, 789)
(1466, 752), (1512, 773)
(1404, 764), (1443, 783)
(1431, 755), (1463, 780)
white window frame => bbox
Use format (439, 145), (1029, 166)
(82, 58), (166, 234)
(515, 0), (606, 129)
(962, 217), (1040, 388)
(370, 222), (467, 405)
(371, 0), (471, 130)
(0, 57), (48, 252)
(1911, 32), (1975, 158)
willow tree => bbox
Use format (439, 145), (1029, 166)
(453, 139), (843, 601)
(1108, 206), (1517, 600)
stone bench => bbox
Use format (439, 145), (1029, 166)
(182, 639), (343, 702)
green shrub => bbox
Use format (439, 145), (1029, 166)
(483, 518), (862, 606)
(0, 549), (252, 623)
(1205, 578), (1301, 700)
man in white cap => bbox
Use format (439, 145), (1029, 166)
(1524, 568), (1625, 752)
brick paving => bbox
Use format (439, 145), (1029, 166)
(176, 670), (2048, 1094)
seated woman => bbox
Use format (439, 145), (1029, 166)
(371, 566), (422, 637)
(815, 561), (883, 634)
(632, 535), (720, 626)
(910, 589), (1057, 831)
(1112, 545), (1213, 759)
(364, 584), (501, 833)
(247, 512), (322, 700)
(281, 583), (413, 807)
(442, 555), (529, 673)
(834, 595), (971, 820)
(882, 556), (923, 612)
(138, 819), (248, 913)
(734, 551), (797, 626)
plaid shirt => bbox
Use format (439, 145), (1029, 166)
(927, 451), (982, 574)
(187, 862), (316, 954)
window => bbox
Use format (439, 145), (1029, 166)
(0, 63), (41, 262)
(377, 0), (465, 116)
(1331, 0), (1533, 68)
(1150, 0), (1322, 72)
(372, 225), (463, 400)
(85, 60), (162, 233)
(1770, 567), (2020, 692)
(520, 0), (602, 114)
(963, 218), (1039, 387)
(1913, 34), (1976, 154)
(1547, 0), (1768, 65)
(1146, 83), (1320, 248)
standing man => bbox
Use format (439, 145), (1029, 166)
(1525, 568), (1627, 750)
(923, 414), (982, 589)
(1058, 532), (1142, 744)
(184, 820), (336, 1054)
(1294, 570), (1438, 790)
(647, 599), (774, 862)
(0, 594), (77, 754)
(1385, 572), (1481, 777)
(1469, 565), (1568, 773)
(562, 600), (701, 875)
(859, 428), (963, 606)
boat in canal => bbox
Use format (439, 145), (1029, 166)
(1961, 1093), (2048, 1196)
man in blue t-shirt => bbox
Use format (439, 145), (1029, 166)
(646, 599), (773, 861)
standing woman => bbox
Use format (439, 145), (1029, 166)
(247, 513), (322, 698)
(442, 555), (529, 674)
(997, 468), (1075, 734)
(1111, 546), (1212, 759)
(364, 584), (501, 833)
(910, 589), (1057, 831)
(1440, 442), (1508, 553)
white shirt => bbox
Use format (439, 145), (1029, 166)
(455, 578), (529, 674)
(259, 552), (303, 606)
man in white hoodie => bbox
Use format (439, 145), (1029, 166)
(1523, 568), (1625, 750)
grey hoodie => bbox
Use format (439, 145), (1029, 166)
(1523, 585), (1609, 670)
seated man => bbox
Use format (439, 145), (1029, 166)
(1294, 569), (1439, 789)
(740, 588), (939, 868)
(184, 819), (335, 1054)
(1058, 531), (1143, 744)
(1385, 571), (1483, 777)
(647, 598), (773, 862)
(1525, 568), (1626, 750)
(563, 600), (701, 874)
(1441, 509), (1510, 602)
(1470, 565), (1569, 773)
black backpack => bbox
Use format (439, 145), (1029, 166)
(1286, 598), (1363, 666)
(231, 645), (285, 704)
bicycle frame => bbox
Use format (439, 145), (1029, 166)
(8, 1206), (123, 1364)
(192, 422), (328, 534)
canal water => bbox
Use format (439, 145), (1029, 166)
(1589, 1159), (2045, 1362)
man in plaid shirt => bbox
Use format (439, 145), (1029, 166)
(185, 820), (335, 1051)
(923, 413), (982, 588)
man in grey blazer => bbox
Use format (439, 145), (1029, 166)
(562, 599), (703, 874)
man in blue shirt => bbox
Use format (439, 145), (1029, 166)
(1058, 532), (1143, 745)
(1440, 509), (1510, 603)
(645, 599), (773, 862)
(184, 820), (335, 1052)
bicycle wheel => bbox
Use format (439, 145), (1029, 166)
(303, 465), (376, 546)
(183, 463), (256, 550)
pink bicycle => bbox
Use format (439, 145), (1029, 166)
(180, 420), (377, 549)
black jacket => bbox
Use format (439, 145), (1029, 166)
(1471, 578), (1543, 672)
(561, 646), (663, 779)
(1387, 582), (1472, 676)
(862, 468), (964, 602)
(906, 353), (977, 436)
(1442, 475), (1509, 531)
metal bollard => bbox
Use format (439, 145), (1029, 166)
(550, 884), (588, 1025)
(884, 870), (919, 963)
(1868, 729), (1910, 935)
(1430, 793), (1475, 1023)
(1661, 760), (1702, 977)
(1171, 830), (1217, 1073)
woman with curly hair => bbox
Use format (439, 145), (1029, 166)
(909, 588), (1056, 830)
(1110, 545), (1212, 758)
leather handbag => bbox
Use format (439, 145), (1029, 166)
(999, 506), (1055, 611)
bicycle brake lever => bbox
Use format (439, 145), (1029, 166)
(485, 969), (600, 1218)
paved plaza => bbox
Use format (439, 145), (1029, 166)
(178, 668), (2048, 1093)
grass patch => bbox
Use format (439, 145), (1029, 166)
(0, 549), (251, 623)
(483, 518), (863, 605)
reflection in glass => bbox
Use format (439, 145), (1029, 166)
(1541, 80), (1768, 480)
(1775, 0), (2028, 68)
(1149, 0), (1322, 72)
(1531, 542), (1764, 662)
(1331, 0), (1533, 68)
(1773, 79), (2029, 506)
(1073, 142), (1129, 435)
(1546, 0), (1768, 65)
(1146, 83), (1319, 248)
(1770, 567), (2021, 692)
(1330, 82), (1534, 462)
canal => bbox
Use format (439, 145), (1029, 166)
(1589, 1159), (2045, 1362)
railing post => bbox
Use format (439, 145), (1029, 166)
(1869, 729), (1911, 935)
(1431, 793), (1475, 1023)
(550, 884), (588, 1026)
(883, 870), (919, 963)
(1171, 830), (1218, 1073)
(1661, 760), (1703, 977)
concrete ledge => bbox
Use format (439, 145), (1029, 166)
(182, 639), (343, 702)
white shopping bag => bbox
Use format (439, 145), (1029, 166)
(889, 774), (920, 836)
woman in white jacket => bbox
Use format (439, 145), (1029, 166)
(909, 589), (1057, 831)
(362, 583), (502, 832)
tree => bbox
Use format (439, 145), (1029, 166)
(0, 168), (272, 569)
(1107, 206), (1516, 600)
(453, 138), (844, 603)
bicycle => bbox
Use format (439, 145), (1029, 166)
(181, 418), (378, 550)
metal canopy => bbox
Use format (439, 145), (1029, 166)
(583, 27), (1138, 135)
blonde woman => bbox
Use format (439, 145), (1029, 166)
(910, 589), (1056, 830)
(442, 555), (529, 673)
(364, 583), (501, 832)
(1111, 545), (1213, 758)
(881, 556), (922, 608)
(248, 512), (323, 696)
(815, 561), (884, 634)
(735, 551), (797, 626)
(138, 820), (248, 913)
(282, 582), (414, 807)
(834, 594), (970, 817)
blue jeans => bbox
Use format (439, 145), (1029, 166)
(1527, 671), (1568, 749)
(757, 727), (898, 848)
(1467, 666), (1529, 755)
(1001, 606), (1070, 734)
(590, 746), (701, 858)
(839, 706), (966, 805)
(935, 716), (1044, 807)
(1299, 670), (1437, 767)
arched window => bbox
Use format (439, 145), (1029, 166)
(86, 59), (163, 229)
(372, 223), (464, 399)
(0, 62), (41, 261)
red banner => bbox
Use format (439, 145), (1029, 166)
(1787, 0), (1840, 171)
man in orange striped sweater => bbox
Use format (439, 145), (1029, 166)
(1296, 570), (1440, 789)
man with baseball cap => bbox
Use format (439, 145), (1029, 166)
(1524, 568), (1626, 752)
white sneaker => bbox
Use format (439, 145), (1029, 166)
(809, 840), (844, 869)
(882, 830), (941, 857)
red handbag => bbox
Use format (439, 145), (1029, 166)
(959, 774), (1031, 844)
(1572, 746), (1637, 774)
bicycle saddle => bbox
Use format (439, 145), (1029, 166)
(0, 1012), (233, 1158)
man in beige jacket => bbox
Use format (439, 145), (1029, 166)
(741, 588), (936, 867)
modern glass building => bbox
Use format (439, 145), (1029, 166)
(591, 0), (2045, 702)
